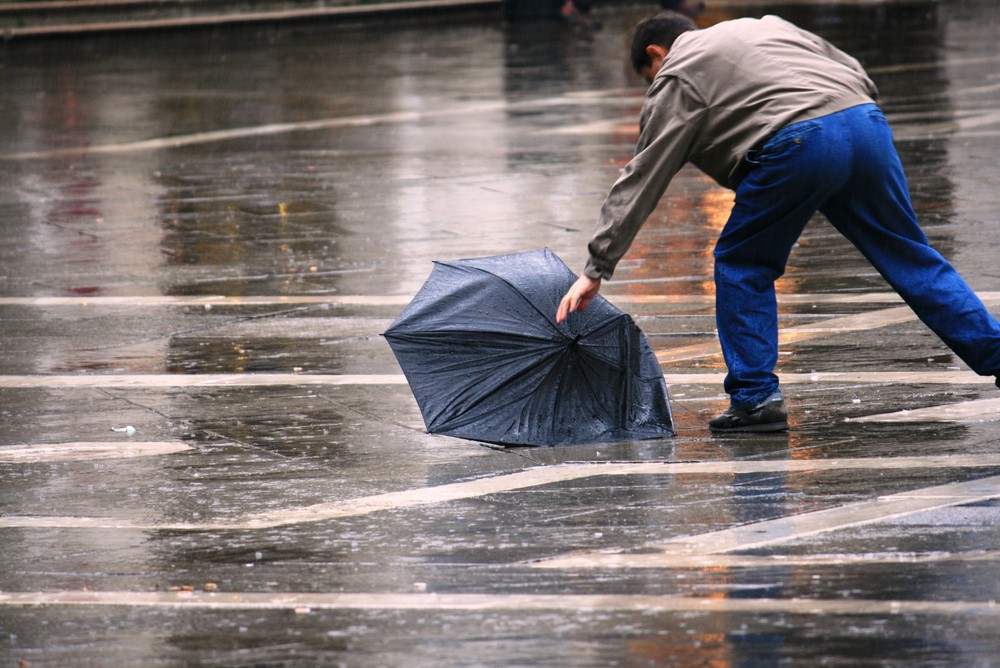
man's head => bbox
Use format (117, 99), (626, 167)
(660, 0), (706, 18)
(630, 11), (699, 83)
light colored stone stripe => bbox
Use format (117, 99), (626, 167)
(657, 305), (918, 362)
(0, 442), (191, 463)
(673, 371), (994, 386)
(1, 371), (993, 389)
(868, 55), (1000, 75)
(1, 91), (623, 161)
(657, 292), (1000, 363)
(625, 292), (912, 305)
(0, 374), (408, 388)
(0, 0), (502, 40)
(530, 550), (1000, 570)
(534, 475), (1000, 570)
(3, 109), (495, 159)
(0, 295), (411, 307)
(3, 292), (997, 308)
(849, 397), (1000, 423)
(0, 590), (997, 616)
(536, 119), (623, 136)
(3, 456), (999, 531)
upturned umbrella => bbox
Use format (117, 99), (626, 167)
(383, 248), (674, 446)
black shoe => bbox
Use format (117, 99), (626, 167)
(709, 393), (788, 433)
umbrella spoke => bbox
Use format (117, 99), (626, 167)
(548, 349), (623, 441)
(431, 349), (569, 438)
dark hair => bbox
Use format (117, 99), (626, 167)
(630, 11), (698, 74)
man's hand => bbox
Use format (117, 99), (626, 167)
(556, 275), (602, 324)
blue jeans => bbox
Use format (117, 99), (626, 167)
(715, 103), (1000, 409)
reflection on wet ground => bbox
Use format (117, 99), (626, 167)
(3, 0), (1000, 665)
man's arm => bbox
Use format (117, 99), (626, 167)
(556, 76), (703, 322)
(556, 77), (704, 323)
(583, 77), (704, 281)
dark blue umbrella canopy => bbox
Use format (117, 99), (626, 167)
(384, 248), (674, 446)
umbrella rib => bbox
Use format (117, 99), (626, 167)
(548, 351), (618, 440)
(386, 330), (558, 344)
(441, 262), (567, 338)
(427, 317), (636, 436)
(564, 351), (625, 427)
(429, 347), (566, 433)
(429, 346), (561, 378)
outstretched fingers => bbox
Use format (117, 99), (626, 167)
(556, 275), (602, 324)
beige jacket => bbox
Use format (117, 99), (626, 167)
(584, 15), (878, 280)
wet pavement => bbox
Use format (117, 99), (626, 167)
(2, 0), (1000, 665)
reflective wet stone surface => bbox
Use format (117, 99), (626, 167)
(2, 1), (1000, 665)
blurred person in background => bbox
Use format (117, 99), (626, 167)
(661, 0), (706, 18)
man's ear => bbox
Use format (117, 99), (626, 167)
(645, 44), (669, 61)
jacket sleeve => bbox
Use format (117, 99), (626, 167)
(584, 78), (704, 280)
